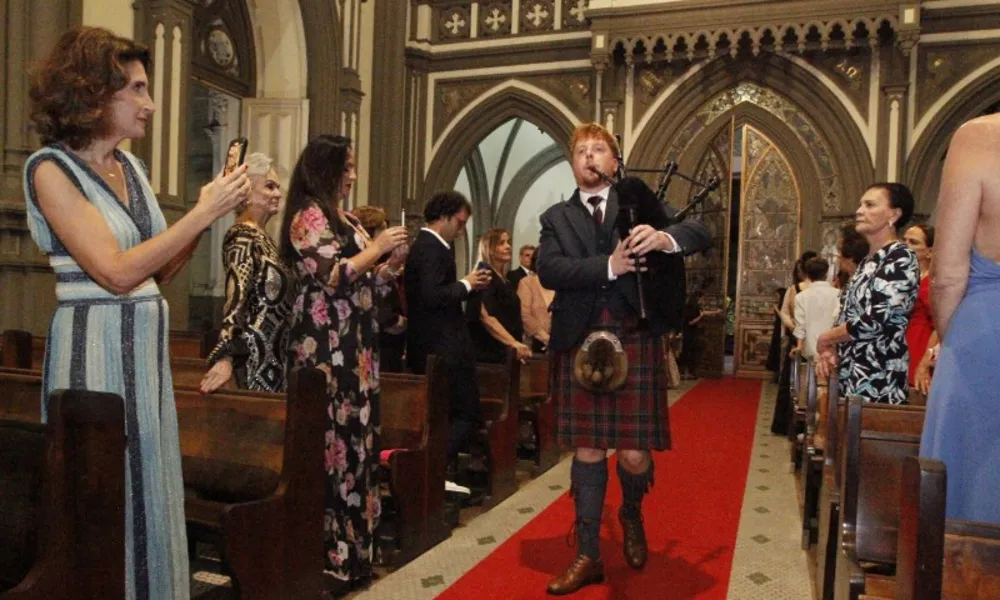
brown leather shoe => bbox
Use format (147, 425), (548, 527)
(619, 508), (648, 569)
(546, 555), (605, 595)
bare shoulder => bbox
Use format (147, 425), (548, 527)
(952, 115), (1000, 149)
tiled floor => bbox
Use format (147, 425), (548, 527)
(191, 378), (815, 600)
(725, 380), (813, 599)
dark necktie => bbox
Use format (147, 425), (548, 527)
(587, 196), (603, 226)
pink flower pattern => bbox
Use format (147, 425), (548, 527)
(285, 202), (390, 581)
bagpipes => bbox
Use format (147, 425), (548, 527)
(589, 155), (719, 333)
(574, 155), (716, 393)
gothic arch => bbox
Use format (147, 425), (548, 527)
(494, 144), (567, 235)
(676, 103), (823, 249)
(905, 66), (1000, 216)
(420, 85), (574, 206)
(629, 53), (874, 217)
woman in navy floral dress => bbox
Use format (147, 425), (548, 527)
(278, 135), (408, 592)
(816, 183), (920, 403)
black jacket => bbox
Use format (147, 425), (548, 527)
(536, 186), (712, 352)
(404, 229), (476, 371)
(506, 266), (529, 290)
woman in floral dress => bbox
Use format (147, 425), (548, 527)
(816, 183), (920, 403)
(278, 135), (408, 593)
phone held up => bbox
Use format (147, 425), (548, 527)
(224, 137), (248, 176)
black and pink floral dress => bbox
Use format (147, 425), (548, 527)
(285, 201), (391, 584)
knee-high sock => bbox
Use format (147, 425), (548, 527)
(618, 460), (654, 520)
(571, 457), (608, 560)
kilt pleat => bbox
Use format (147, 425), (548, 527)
(552, 309), (671, 450)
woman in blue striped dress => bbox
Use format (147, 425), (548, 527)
(23, 27), (249, 600)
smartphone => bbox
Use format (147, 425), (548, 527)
(400, 208), (406, 227)
(224, 137), (248, 176)
(477, 261), (491, 272)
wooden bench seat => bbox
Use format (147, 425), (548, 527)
(0, 376), (125, 600)
(800, 362), (824, 548)
(836, 396), (926, 600)
(175, 367), (327, 600)
(377, 355), (451, 568)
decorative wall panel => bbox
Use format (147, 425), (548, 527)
(736, 126), (800, 374)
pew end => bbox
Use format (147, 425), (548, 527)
(377, 355), (451, 569)
(896, 456), (1000, 600)
(0, 388), (126, 600)
(177, 366), (327, 600)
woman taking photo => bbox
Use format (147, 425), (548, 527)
(201, 153), (297, 393)
(25, 27), (249, 599)
(279, 134), (407, 594)
(816, 183), (920, 403)
(466, 228), (532, 363)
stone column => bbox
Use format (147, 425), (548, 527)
(133, 0), (196, 329)
(369, 0), (409, 224)
(0, 0), (78, 334)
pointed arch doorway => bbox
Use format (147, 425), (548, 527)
(684, 119), (802, 378)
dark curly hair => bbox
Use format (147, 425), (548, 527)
(29, 27), (151, 150)
(423, 190), (472, 223)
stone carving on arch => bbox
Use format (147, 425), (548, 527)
(675, 103), (826, 254)
(629, 54), (873, 215)
(906, 65), (1000, 217)
(420, 85), (576, 208)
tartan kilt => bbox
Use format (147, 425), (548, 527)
(552, 309), (671, 451)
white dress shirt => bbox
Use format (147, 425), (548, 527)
(793, 280), (841, 359)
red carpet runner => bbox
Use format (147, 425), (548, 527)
(436, 378), (762, 600)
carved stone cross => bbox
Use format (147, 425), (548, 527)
(485, 8), (507, 31)
(444, 13), (467, 36)
(570, 0), (587, 22)
(526, 3), (549, 27)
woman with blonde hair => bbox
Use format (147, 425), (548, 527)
(201, 152), (297, 393)
(467, 228), (532, 363)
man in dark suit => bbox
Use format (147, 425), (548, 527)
(405, 191), (491, 476)
(537, 123), (711, 595)
(506, 244), (535, 289)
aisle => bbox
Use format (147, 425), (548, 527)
(356, 377), (802, 600)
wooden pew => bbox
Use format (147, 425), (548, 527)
(476, 350), (521, 509)
(789, 356), (808, 471)
(817, 372), (846, 600)
(1, 330), (32, 369)
(893, 456), (1000, 600)
(518, 356), (559, 474)
(836, 396), (926, 600)
(169, 329), (213, 358)
(176, 367), (327, 600)
(0, 368), (45, 423)
(10, 330), (210, 371)
(800, 363), (823, 548)
(0, 378), (126, 600)
(377, 355), (451, 568)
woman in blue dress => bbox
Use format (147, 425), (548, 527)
(920, 116), (1000, 523)
(24, 27), (249, 599)
(816, 183), (920, 404)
